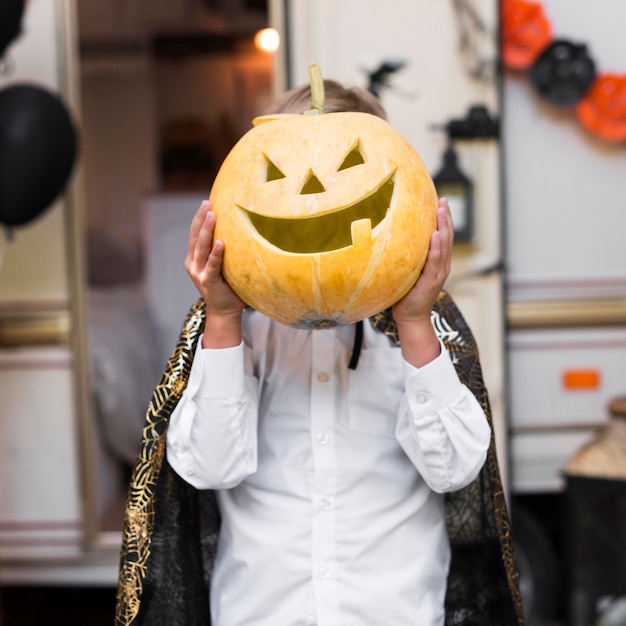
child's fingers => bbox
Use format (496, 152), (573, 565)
(187, 200), (211, 261)
(206, 239), (225, 280)
(425, 230), (442, 278)
(194, 210), (216, 270)
(436, 200), (454, 273)
(437, 204), (454, 272)
(437, 198), (453, 237)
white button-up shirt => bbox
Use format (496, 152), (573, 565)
(166, 310), (490, 626)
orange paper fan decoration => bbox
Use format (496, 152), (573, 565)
(576, 73), (626, 142)
(502, 0), (552, 70)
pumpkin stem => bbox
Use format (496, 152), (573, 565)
(306, 63), (325, 115)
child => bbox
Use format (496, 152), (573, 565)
(115, 81), (524, 626)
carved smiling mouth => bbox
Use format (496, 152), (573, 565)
(239, 173), (396, 254)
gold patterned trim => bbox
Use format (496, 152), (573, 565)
(116, 301), (206, 626)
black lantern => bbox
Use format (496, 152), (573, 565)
(432, 144), (474, 242)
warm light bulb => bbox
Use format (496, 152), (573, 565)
(254, 28), (280, 53)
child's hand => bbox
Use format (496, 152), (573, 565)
(392, 197), (453, 324)
(185, 201), (245, 347)
(392, 198), (453, 367)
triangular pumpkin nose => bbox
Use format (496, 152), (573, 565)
(300, 170), (326, 195)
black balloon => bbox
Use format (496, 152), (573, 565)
(529, 39), (596, 107)
(0, 83), (78, 228)
(0, 0), (25, 58)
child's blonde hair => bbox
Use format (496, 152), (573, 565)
(267, 79), (387, 120)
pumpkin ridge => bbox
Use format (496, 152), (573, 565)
(337, 230), (393, 319)
(311, 254), (323, 315)
(230, 232), (304, 319)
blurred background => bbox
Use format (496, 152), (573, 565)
(0, 1), (625, 624)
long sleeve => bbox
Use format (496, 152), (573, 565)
(395, 344), (491, 494)
(166, 336), (259, 490)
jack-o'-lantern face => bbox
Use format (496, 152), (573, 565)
(210, 111), (437, 328)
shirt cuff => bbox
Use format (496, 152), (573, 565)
(402, 342), (465, 415)
(195, 336), (245, 398)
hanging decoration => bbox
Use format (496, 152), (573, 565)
(576, 74), (626, 143)
(0, 84), (78, 230)
(501, 0), (551, 70)
(452, 0), (498, 84)
(501, 0), (626, 143)
(528, 39), (596, 107)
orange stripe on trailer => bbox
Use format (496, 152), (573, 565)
(562, 369), (601, 390)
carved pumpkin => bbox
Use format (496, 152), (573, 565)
(210, 69), (437, 329)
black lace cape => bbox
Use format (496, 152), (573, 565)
(115, 291), (525, 625)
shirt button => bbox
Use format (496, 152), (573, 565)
(319, 498), (331, 510)
(319, 566), (330, 578)
(317, 433), (330, 445)
(416, 393), (428, 404)
(317, 371), (330, 383)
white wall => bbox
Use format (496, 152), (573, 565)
(285, 0), (498, 174)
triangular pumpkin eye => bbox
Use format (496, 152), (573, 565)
(264, 155), (286, 181)
(338, 143), (365, 171)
